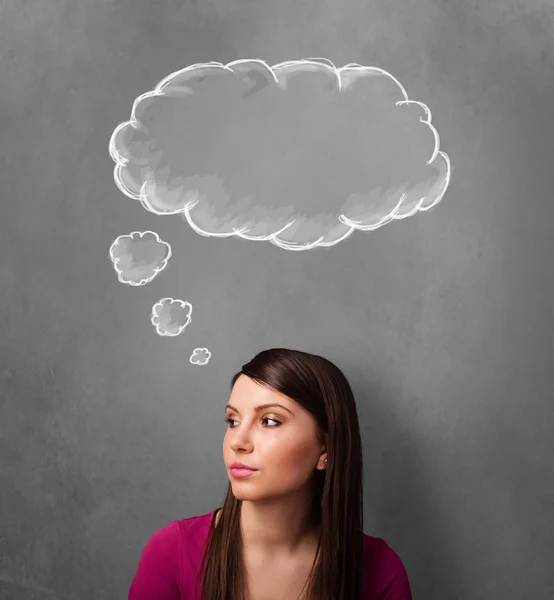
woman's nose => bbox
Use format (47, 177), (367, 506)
(229, 425), (254, 452)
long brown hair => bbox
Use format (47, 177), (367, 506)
(194, 348), (364, 600)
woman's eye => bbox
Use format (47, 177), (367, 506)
(224, 417), (281, 427)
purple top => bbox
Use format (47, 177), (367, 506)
(128, 510), (413, 599)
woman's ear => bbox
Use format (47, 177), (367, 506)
(317, 452), (328, 470)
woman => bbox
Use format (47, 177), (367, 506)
(129, 348), (413, 599)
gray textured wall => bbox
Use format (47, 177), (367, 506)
(1, 1), (553, 599)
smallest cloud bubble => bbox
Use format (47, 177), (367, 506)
(109, 230), (171, 286)
(151, 297), (192, 336)
(190, 347), (211, 366)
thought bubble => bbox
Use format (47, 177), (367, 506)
(109, 58), (450, 251)
(109, 230), (171, 285)
(190, 348), (211, 365)
(150, 297), (192, 336)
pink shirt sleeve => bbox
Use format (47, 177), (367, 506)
(365, 538), (413, 600)
(377, 559), (412, 600)
(128, 521), (182, 600)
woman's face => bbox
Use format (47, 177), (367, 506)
(223, 374), (327, 502)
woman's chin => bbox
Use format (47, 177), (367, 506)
(231, 489), (259, 501)
(230, 483), (264, 502)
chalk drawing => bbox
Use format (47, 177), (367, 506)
(109, 230), (171, 286)
(150, 297), (192, 336)
(108, 57), (451, 344)
(109, 57), (450, 251)
(190, 348), (212, 366)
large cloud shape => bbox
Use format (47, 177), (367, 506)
(109, 58), (451, 251)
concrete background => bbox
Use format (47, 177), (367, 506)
(1, 1), (553, 598)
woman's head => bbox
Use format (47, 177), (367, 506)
(223, 348), (360, 513)
(197, 348), (365, 600)
(223, 372), (328, 506)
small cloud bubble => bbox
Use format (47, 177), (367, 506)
(109, 230), (171, 285)
(190, 347), (211, 365)
(150, 297), (192, 336)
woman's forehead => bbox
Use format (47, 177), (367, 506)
(229, 376), (297, 411)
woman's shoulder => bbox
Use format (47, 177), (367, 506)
(137, 509), (218, 561)
(361, 533), (413, 599)
(176, 508), (219, 530)
(362, 532), (401, 557)
(128, 510), (219, 599)
(158, 508), (218, 547)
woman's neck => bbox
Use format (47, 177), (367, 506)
(239, 498), (320, 557)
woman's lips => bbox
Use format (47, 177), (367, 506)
(230, 467), (258, 478)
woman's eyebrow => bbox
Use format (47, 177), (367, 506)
(225, 403), (294, 415)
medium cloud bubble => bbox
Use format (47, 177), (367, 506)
(109, 230), (171, 286)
